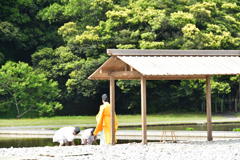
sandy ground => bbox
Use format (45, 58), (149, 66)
(0, 139), (240, 160)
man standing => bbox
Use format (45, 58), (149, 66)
(53, 126), (80, 146)
(93, 94), (118, 144)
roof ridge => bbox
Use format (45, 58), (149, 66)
(107, 49), (240, 56)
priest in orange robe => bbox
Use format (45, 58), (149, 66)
(93, 94), (118, 144)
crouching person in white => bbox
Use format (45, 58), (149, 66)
(80, 128), (96, 145)
(53, 127), (80, 146)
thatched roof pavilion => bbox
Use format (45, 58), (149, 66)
(89, 49), (240, 144)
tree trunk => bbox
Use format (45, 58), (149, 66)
(215, 97), (218, 113)
(16, 107), (33, 118)
(234, 98), (238, 112)
(220, 98), (224, 113)
(13, 95), (20, 116)
(228, 96), (232, 112)
(201, 101), (205, 112)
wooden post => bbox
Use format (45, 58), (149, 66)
(110, 76), (116, 145)
(206, 76), (213, 141)
(141, 76), (147, 144)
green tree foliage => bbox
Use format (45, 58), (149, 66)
(32, 46), (80, 80)
(31, 46), (107, 115)
(31, 46), (82, 100)
(0, 61), (62, 118)
(66, 56), (107, 97)
(0, 0), (62, 62)
(65, 0), (239, 113)
(75, 0), (240, 51)
(1, 0), (240, 116)
(35, 0), (240, 114)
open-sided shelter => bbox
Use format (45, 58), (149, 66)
(88, 49), (240, 144)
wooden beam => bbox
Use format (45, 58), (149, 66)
(109, 71), (141, 79)
(107, 49), (240, 56)
(110, 77), (116, 145)
(89, 75), (207, 80)
(144, 75), (207, 80)
(124, 65), (128, 71)
(206, 76), (213, 141)
(141, 77), (147, 144)
(89, 73), (240, 80)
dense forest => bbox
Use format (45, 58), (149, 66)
(0, 0), (240, 118)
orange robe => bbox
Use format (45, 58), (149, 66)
(93, 102), (118, 144)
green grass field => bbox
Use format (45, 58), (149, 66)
(0, 113), (230, 127)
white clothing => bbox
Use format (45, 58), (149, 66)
(80, 128), (95, 145)
(100, 131), (106, 145)
(53, 127), (76, 144)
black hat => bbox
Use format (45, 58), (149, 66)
(102, 94), (108, 101)
(74, 127), (80, 134)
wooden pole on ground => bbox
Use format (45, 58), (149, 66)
(110, 76), (116, 145)
(141, 76), (147, 144)
(206, 76), (213, 141)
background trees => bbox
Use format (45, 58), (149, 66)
(0, 0), (63, 63)
(0, 61), (62, 118)
(0, 0), (240, 117)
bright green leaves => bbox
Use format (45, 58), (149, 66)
(75, 28), (100, 44)
(58, 22), (79, 42)
(139, 41), (164, 49)
(66, 56), (107, 97)
(97, 3), (167, 49)
(38, 3), (65, 23)
(32, 46), (80, 79)
(58, 22), (103, 58)
(0, 61), (62, 118)
(106, 8), (130, 22)
(181, 23), (239, 49)
(188, 2), (217, 23)
(70, 25), (102, 58)
(182, 24), (200, 39)
(169, 11), (195, 28)
(221, 2), (240, 12)
(74, 0), (239, 51)
(181, 24), (202, 49)
(141, 32), (156, 41)
(124, 6), (166, 30)
(211, 80), (231, 95)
